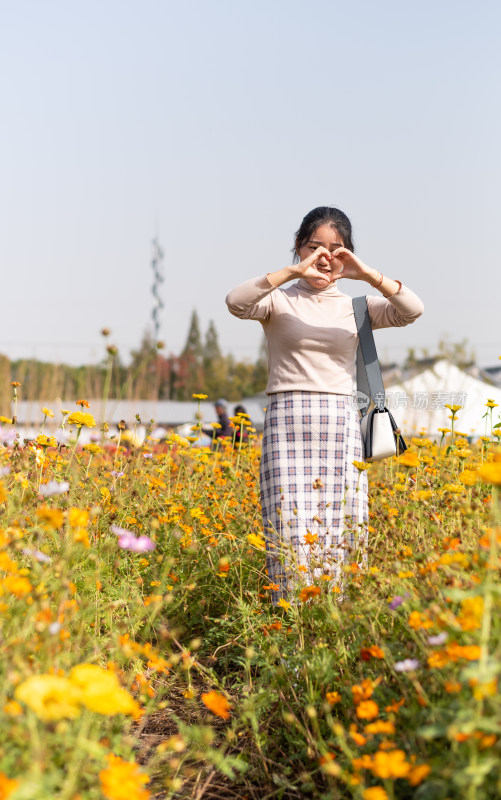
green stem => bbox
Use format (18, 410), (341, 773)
(101, 353), (114, 443)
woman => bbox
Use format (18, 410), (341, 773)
(226, 207), (423, 604)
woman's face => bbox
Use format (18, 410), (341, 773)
(297, 223), (344, 289)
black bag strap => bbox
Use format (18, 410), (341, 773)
(352, 296), (386, 415)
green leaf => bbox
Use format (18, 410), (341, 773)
(417, 724), (448, 740)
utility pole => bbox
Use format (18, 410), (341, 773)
(151, 238), (165, 342)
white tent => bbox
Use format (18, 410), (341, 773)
(385, 359), (501, 438)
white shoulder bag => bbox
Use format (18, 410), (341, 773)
(352, 296), (407, 462)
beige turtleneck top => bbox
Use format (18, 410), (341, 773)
(226, 276), (424, 396)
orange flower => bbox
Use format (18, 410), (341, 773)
(350, 729), (368, 746)
(299, 585), (321, 602)
(408, 763), (431, 785)
(318, 752), (340, 776)
(201, 691), (232, 720)
(385, 698), (405, 713)
(0, 773), (19, 798)
(444, 681), (461, 693)
(364, 721), (395, 735)
(408, 611), (433, 630)
(363, 788), (388, 800)
(303, 531), (318, 545)
(99, 754), (150, 800)
(326, 691), (341, 705)
(427, 650), (450, 669)
(352, 754), (374, 771)
(370, 749), (410, 779)
(480, 735), (497, 749)
(448, 643), (481, 662)
(356, 700), (379, 720)
(360, 645), (385, 660)
(352, 678), (376, 704)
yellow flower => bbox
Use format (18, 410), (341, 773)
(469, 677), (497, 700)
(69, 664), (142, 718)
(42, 407), (54, 417)
(100, 754), (150, 800)
(83, 443), (102, 454)
(459, 469), (477, 486)
(15, 675), (82, 721)
(1, 575), (32, 597)
(353, 460), (370, 471)
(246, 532), (266, 550)
(68, 508), (89, 528)
(3, 700), (23, 717)
(398, 451), (419, 468)
(66, 411), (96, 428)
(0, 553), (17, 575)
(277, 598), (291, 611)
(201, 690), (232, 719)
(485, 399), (498, 408)
(444, 404), (463, 413)
(192, 393), (208, 400)
(441, 483), (464, 494)
(457, 596), (483, 631)
(35, 433), (57, 448)
(476, 460), (501, 486)
(37, 506), (64, 529)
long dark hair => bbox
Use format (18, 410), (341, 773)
(293, 207), (354, 262)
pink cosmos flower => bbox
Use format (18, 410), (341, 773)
(110, 525), (156, 553)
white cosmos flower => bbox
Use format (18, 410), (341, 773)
(394, 659), (420, 672)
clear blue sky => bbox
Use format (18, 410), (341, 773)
(1, 0), (499, 367)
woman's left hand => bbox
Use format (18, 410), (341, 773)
(329, 248), (374, 282)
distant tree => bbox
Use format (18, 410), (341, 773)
(0, 354), (10, 415)
(203, 320), (222, 365)
(129, 330), (164, 399)
(437, 337), (476, 369)
(252, 334), (268, 394)
(182, 311), (203, 363)
(177, 311), (204, 399)
(203, 321), (228, 398)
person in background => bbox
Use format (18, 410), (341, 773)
(233, 404), (251, 445)
(202, 399), (233, 443)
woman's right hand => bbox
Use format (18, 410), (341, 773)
(293, 246), (344, 287)
(267, 247), (343, 289)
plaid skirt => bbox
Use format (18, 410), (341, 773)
(260, 392), (368, 604)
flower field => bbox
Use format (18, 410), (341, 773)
(1, 398), (501, 800)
